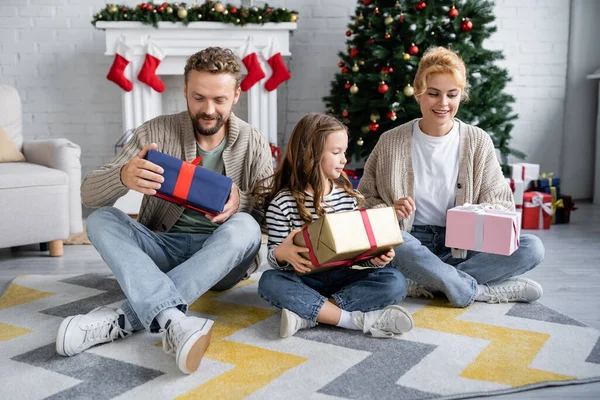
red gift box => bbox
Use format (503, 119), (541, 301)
(522, 191), (553, 230)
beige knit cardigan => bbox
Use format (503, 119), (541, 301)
(357, 119), (514, 259)
(81, 111), (273, 232)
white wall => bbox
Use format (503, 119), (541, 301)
(0, 0), (583, 196)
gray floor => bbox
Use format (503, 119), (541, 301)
(1, 203), (600, 399)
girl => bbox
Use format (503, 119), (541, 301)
(254, 113), (413, 338)
(358, 47), (545, 307)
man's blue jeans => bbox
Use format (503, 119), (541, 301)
(393, 225), (545, 307)
(86, 207), (261, 332)
(258, 266), (407, 322)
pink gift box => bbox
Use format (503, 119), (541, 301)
(446, 205), (521, 256)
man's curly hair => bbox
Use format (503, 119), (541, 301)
(184, 47), (242, 88)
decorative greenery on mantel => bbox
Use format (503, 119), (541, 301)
(92, 2), (299, 28)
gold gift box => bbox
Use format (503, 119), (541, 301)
(293, 207), (403, 271)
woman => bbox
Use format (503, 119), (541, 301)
(358, 47), (545, 307)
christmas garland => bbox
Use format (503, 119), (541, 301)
(92, 2), (299, 28)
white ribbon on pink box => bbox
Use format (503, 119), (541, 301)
(446, 203), (521, 256)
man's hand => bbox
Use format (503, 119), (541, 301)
(207, 182), (240, 224)
(370, 249), (395, 267)
(120, 143), (164, 195)
(393, 197), (416, 219)
(274, 229), (313, 274)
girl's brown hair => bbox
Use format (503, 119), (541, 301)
(253, 113), (364, 223)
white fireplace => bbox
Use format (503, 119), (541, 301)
(96, 21), (296, 213)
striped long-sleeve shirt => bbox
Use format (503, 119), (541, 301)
(266, 185), (357, 270)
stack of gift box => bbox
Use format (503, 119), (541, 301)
(507, 163), (577, 230)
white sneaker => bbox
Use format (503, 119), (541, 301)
(161, 316), (214, 374)
(280, 308), (317, 338)
(406, 279), (435, 299)
(484, 277), (543, 303)
(352, 305), (414, 338)
(56, 307), (131, 356)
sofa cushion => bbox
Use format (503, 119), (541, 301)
(0, 84), (23, 150)
(0, 126), (25, 162)
(0, 162), (67, 190)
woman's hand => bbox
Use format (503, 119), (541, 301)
(371, 249), (395, 267)
(393, 197), (416, 219)
(273, 229), (314, 273)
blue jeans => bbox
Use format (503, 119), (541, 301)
(258, 266), (407, 322)
(86, 207), (261, 332)
(393, 225), (545, 308)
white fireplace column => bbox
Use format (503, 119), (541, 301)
(96, 21), (296, 214)
(97, 21), (296, 145)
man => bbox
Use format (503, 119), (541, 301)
(56, 47), (273, 374)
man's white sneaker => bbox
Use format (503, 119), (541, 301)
(484, 277), (543, 303)
(161, 316), (214, 374)
(352, 305), (414, 338)
(56, 307), (131, 356)
(406, 279), (435, 299)
(280, 308), (317, 338)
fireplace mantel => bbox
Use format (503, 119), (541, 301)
(96, 21), (296, 214)
(96, 21), (297, 144)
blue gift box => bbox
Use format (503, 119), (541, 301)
(146, 149), (233, 215)
(530, 177), (560, 198)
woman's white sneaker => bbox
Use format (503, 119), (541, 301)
(56, 307), (131, 356)
(484, 277), (543, 303)
(161, 316), (214, 374)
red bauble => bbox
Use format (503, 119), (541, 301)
(378, 83), (389, 94)
(409, 44), (419, 55)
(230, 7), (237, 13)
(374, 7), (380, 15)
(381, 66), (393, 74)
(338, 61), (344, 68)
(368, 37), (375, 44)
(370, 122), (379, 131)
(157, 5), (164, 11)
(121, 6), (127, 11)
(384, 33), (391, 39)
(416, 1), (427, 11)
(461, 19), (473, 32)
(342, 67), (349, 74)
(140, 3), (148, 10)
(147, 4), (153, 10)
(342, 110), (349, 117)
(387, 111), (397, 120)
(363, 0), (372, 5)
(449, 6), (459, 18)
(350, 48), (360, 58)
(346, 30), (353, 37)
(344, 82), (351, 89)
(399, 13), (404, 22)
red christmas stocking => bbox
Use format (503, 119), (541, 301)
(137, 40), (165, 93)
(240, 39), (265, 92)
(106, 40), (133, 92)
(264, 52), (291, 92)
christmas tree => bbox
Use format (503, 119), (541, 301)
(324, 0), (523, 172)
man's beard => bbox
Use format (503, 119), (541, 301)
(188, 108), (229, 137)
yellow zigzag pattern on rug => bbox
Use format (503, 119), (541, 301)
(413, 300), (576, 387)
(178, 279), (307, 400)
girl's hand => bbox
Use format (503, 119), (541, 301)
(273, 229), (314, 273)
(371, 249), (395, 267)
(393, 197), (416, 219)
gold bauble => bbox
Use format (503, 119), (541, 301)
(357, 13), (364, 21)
(357, 137), (365, 146)
(349, 84), (359, 94)
(240, 7), (249, 18)
(197, 13), (203, 19)
(107, 4), (118, 14)
(177, 7), (188, 19)
(214, 2), (225, 13)
(403, 53), (410, 61)
(403, 84), (415, 97)
(361, 126), (370, 134)
(370, 112), (380, 122)
(352, 64), (359, 72)
(290, 13), (298, 22)
(166, 6), (173, 14)
(384, 16), (394, 25)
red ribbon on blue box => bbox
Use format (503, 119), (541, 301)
(146, 149), (233, 215)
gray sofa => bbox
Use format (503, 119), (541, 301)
(0, 84), (83, 256)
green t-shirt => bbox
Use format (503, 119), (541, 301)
(170, 137), (227, 234)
